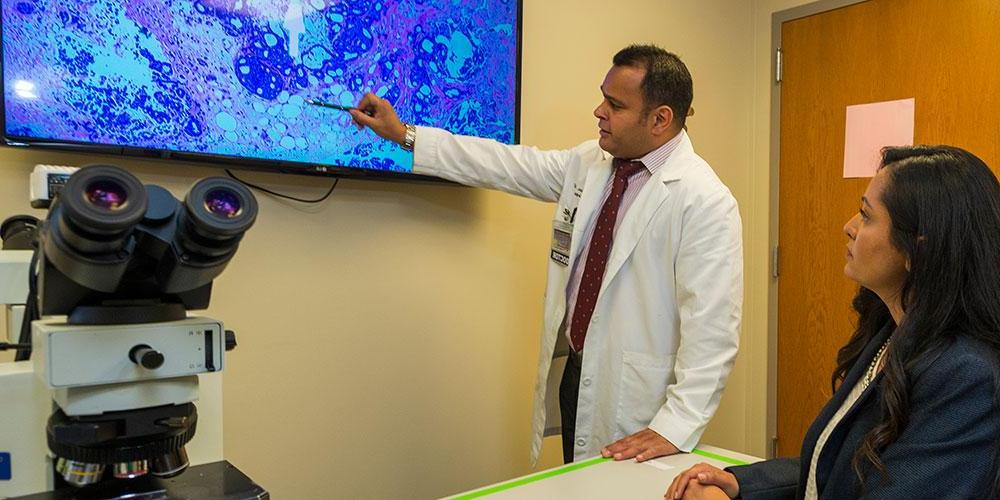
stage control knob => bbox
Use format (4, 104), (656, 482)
(225, 330), (237, 351)
(129, 344), (165, 370)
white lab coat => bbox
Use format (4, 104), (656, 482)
(413, 127), (742, 463)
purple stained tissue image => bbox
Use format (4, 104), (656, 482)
(2, 0), (519, 172)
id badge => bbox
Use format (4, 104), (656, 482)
(551, 220), (572, 266)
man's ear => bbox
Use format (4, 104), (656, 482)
(651, 105), (675, 135)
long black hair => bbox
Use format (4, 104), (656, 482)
(831, 145), (1000, 495)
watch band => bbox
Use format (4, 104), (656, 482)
(402, 123), (416, 152)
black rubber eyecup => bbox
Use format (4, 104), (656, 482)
(60, 165), (148, 234)
(183, 177), (258, 239)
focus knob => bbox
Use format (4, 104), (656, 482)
(129, 345), (165, 370)
(225, 330), (237, 352)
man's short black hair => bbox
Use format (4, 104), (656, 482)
(612, 44), (693, 128)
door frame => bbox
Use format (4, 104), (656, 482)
(766, 0), (869, 458)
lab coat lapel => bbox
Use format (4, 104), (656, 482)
(598, 138), (689, 297)
(570, 155), (614, 265)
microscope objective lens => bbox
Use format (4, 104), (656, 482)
(113, 460), (149, 479)
(55, 457), (105, 487)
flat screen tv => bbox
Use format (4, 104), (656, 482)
(1, 1), (521, 181)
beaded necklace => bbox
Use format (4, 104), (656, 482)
(863, 338), (892, 387)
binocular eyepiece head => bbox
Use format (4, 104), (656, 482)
(38, 164), (258, 319)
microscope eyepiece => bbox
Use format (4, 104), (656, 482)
(0, 214), (40, 250)
(60, 165), (147, 236)
(183, 177), (257, 241)
(167, 177), (258, 269)
(38, 165), (149, 295)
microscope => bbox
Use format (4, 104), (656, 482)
(0, 165), (268, 499)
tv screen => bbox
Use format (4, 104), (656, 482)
(1, 0), (521, 180)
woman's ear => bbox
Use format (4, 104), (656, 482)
(908, 235), (926, 272)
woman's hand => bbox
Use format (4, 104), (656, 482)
(676, 483), (731, 500)
(665, 463), (740, 499)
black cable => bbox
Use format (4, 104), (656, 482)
(14, 247), (39, 361)
(0, 343), (30, 351)
(224, 169), (338, 203)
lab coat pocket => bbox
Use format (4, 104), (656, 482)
(617, 350), (675, 434)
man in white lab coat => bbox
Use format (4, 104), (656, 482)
(350, 45), (742, 465)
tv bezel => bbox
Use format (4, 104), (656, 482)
(0, 0), (523, 184)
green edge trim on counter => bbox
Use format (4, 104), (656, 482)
(450, 456), (610, 499)
(450, 449), (748, 499)
(691, 448), (749, 466)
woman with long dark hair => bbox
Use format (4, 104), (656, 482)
(666, 145), (1000, 499)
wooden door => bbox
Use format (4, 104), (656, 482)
(776, 0), (1000, 457)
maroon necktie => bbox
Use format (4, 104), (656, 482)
(569, 159), (646, 352)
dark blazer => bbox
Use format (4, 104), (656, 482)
(727, 326), (1000, 499)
